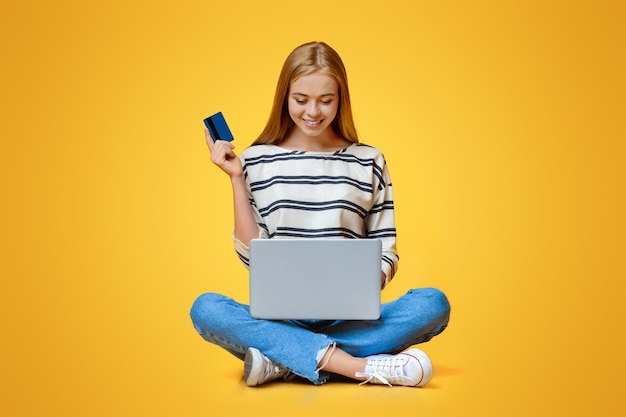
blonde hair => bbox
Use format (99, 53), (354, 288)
(252, 42), (359, 145)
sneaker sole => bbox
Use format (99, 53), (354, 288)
(244, 348), (262, 386)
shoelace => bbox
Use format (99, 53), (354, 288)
(358, 372), (392, 386)
(261, 357), (294, 383)
(263, 361), (286, 380)
(356, 355), (408, 387)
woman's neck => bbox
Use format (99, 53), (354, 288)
(280, 130), (352, 152)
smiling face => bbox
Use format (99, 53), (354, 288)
(287, 72), (340, 143)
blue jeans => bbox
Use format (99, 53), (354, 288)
(190, 288), (450, 384)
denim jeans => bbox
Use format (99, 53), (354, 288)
(190, 288), (450, 384)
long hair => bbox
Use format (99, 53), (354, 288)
(252, 42), (359, 145)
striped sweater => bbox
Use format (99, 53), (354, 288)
(233, 143), (399, 283)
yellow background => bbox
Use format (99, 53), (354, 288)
(1, 1), (625, 416)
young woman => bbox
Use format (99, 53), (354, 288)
(190, 41), (450, 387)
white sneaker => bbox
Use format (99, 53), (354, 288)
(244, 347), (291, 386)
(355, 348), (433, 387)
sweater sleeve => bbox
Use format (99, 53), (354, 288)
(233, 227), (268, 269)
(366, 156), (399, 286)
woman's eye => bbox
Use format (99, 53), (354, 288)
(321, 100), (332, 105)
(295, 99), (306, 104)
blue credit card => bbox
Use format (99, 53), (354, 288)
(203, 112), (234, 142)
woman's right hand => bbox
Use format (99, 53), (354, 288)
(205, 128), (243, 179)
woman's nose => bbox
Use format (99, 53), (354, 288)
(306, 102), (321, 116)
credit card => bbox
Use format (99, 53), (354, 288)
(203, 112), (234, 142)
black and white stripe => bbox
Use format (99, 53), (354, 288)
(235, 143), (400, 282)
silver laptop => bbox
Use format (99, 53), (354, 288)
(249, 238), (382, 320)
